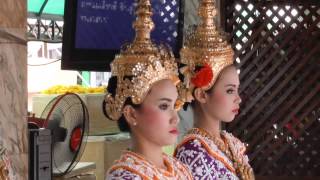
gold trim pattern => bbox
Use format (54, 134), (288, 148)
(179, 0), (234, 102)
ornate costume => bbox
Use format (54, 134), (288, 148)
(175, 128), (253, 180)
(107, 151), (192, 180)
(104, 0), (191, 179)
(175, 0), (255, 179)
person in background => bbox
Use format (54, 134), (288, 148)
(174, 0), (255, 179)
(103, 0), (192, 179)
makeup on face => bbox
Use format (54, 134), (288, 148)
(158, 98), (174, 111)
(158, 100), (179, 136)
(169, 128), (179, 135)
(141, 100), (175, 123)
(204, 66), (242, 122)
(232, 108), (239, 115)
(136, 79), (179, 135)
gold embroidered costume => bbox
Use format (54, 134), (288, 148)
(175, 0), (255, 179)
(104, 0), (192, 179)
(107, 151), (192, 180)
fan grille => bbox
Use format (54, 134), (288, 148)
(41, 93), (89, 176)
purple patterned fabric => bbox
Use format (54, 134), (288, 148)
(175, 135), (239, 180)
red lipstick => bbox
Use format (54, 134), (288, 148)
(232, 108), (239, 114)
(169, 128), (179, 134)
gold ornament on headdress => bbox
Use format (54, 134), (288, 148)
(104, 0), (179, 121)
(180, 0), (234, 101)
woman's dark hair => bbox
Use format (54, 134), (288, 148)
(102, 76), (141, 132)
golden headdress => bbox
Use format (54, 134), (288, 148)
(180, 0), (234, 101)
(104, 0), (179, 121)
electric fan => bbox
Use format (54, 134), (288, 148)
(40, 93), (89, 177)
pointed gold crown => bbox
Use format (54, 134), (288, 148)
(104, 0), (179, 121)
(179, 0), (234, 101)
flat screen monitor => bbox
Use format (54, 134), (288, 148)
(62, 0), (184, 71)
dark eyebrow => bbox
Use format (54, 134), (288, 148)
(158, 98), (173, 102)
(225, 84), (237, 88)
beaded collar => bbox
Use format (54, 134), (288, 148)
(185, 128), (255, 180)
(108, 150), (192, 180)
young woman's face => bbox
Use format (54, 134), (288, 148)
(204, 66), (242, 122)
(133, 79), (180, 146)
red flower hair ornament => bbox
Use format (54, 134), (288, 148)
(191, 64), (214, 88)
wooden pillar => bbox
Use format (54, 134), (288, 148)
(0, 0), (28, 179)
